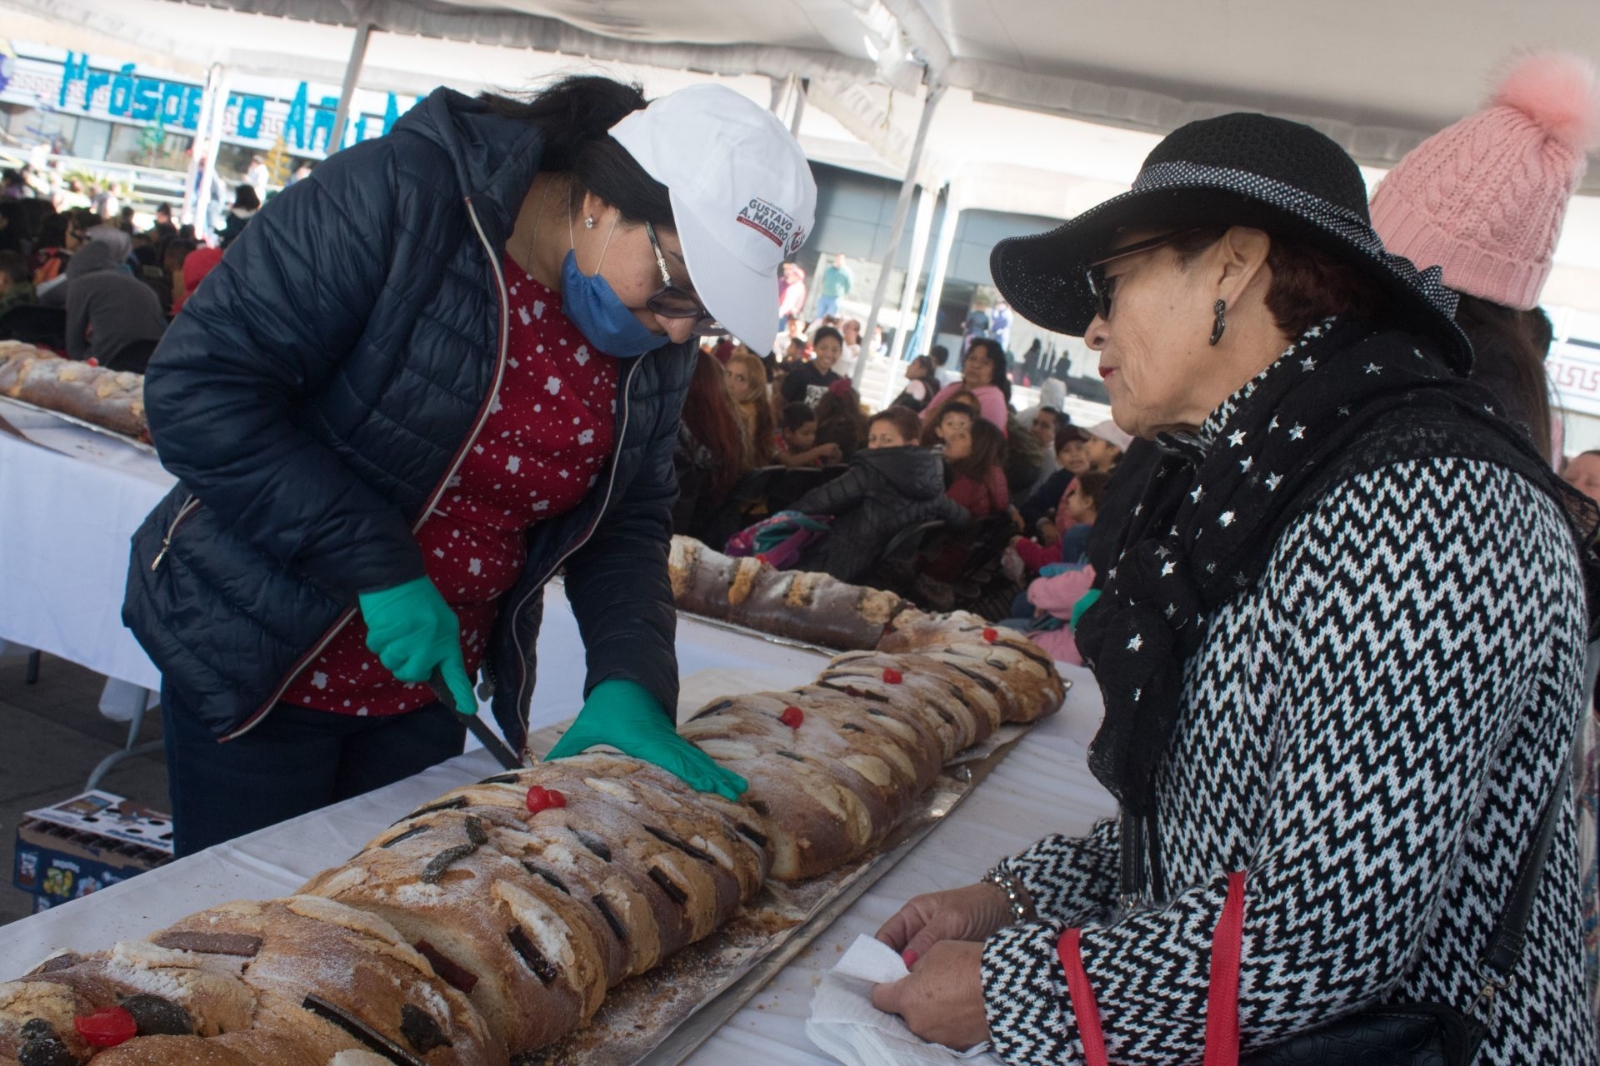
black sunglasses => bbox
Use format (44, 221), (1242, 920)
(643, 221), (727, 336)
(1084, 230), (1201, 321)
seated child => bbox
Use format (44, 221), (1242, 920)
(773, 401), (842, 467)
(914, 415), (1009, 589)
(1012, 470), (1109, 575)
(1020, 565), (1099, 665)
(789, 407), (967, 583)
(919, 394), (979, 447)
(942, 416), (1009, 518)
(1012, 424), (1093, 534)
(781, 325), (845, 406)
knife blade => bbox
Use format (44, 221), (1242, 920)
(428, 667), (524, 771)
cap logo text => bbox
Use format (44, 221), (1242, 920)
(736, 197), (798, 249)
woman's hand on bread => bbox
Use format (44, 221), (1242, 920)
(547, 679), (748, 801)
(873, 882), (1010, 965)
(871, 940), (990, 1051)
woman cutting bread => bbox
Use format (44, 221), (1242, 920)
(123, 76), (815, 856)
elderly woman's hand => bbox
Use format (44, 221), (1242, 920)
(871, 941), (990, 1050)
(874, 882), (1010, 965)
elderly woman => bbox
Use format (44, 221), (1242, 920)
(871, 113), (1599, 1063)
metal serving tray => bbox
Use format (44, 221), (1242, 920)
(519, 687), (1066, 1066)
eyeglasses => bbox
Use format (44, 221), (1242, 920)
(1084, 230), (1199, 322)
(644, 221), (727, 336)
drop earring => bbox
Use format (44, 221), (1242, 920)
(1209, 299), (1227, 346)
(584, 216), (596, 229)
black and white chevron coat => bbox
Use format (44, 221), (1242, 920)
(979, 376), (1597, 1063)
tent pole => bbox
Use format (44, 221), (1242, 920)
(195, 65), (231, 241)
(918, 183), (962, 368)
(878, 181), (937, 405)
(852, 82), (945, 390)
(329, 19), (374, 155)
(768, 75), (787, 115)
(789, 77), (808, 137)
(181, 62), (224, 228)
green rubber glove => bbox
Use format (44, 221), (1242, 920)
(546, 679), (748, 801)
(358, 576), (477, 715)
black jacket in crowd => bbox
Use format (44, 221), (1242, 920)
(780, 360), (841, 406)
(789, 445), (968, 583)
(64, 240), (167, 363)
(122, 88), (696, 751)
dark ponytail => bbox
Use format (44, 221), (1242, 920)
(1454, 295), (1555, 465)
(480, 75), (673, 228)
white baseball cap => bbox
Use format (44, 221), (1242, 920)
(610, 84), (817, 351)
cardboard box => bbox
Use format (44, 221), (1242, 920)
(12, 791), (172, 907)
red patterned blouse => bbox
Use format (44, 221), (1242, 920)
(282, 253), (619, 716)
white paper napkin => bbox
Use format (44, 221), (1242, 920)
(805, 935), (1001, 1066)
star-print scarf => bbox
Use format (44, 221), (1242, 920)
(1074, 317), (1600, 901)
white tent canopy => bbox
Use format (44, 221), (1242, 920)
(15, 0), (1598, 183)
(4, 0), (1598, 321)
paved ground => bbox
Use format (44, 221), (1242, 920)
(0, 653), (168, 927)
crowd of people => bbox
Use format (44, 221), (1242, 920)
(7, 142), (1600, 650)
(673, 308), (1138, 617)
(696, 251), (1600, 659)
(0, 172), (267, 369)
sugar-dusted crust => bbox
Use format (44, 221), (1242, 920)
(667, 536), (909, 650)
(0, 344), (148, 440)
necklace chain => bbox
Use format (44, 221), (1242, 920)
(520, 174), (567, 277)
(521, 175), (618, 283)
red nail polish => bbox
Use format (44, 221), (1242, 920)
(901, 949), (918, 967)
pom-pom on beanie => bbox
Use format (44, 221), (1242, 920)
(1371, 51), (1600, 310)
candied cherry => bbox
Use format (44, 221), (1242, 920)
(75, 1007), (137, 1047)
(882, 668), (904, 684)
(525, 786), (567, 814)
(779, 706), (804, 729)
(982, 628), (999, 643)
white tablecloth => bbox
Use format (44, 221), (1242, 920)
(0, 609), (1114, 1064)
(0, 403), (174, 691)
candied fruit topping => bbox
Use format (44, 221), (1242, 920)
(525, 786), (568, 814)
(75, 1007), (137, 1048)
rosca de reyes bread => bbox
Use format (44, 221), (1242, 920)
(0, 344), (148, 441)
(667, 536), (905, 650)
(1, 604), (1065, 1065)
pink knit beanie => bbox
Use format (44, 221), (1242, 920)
(1371, 52), (1600, 310)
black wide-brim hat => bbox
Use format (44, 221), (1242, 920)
(990, 113), (1473, 371)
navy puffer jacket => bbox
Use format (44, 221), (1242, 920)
(123, 88), (694, 751)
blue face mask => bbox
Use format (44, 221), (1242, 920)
(560, 249), (671, 359)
